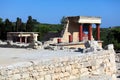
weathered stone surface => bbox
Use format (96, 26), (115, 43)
(105, 44), (114, 50)
(12, 74), (21, 80)
(84, 41), (102, 53)
(45, 75), (51, 80)
(22, 73), (29, 78)
(0, 49), (116, 80)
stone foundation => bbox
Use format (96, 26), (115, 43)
(0, 50), (116, 80)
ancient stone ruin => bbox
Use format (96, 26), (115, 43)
(49, 16), (102, 49)
(0, 16), (117, 80)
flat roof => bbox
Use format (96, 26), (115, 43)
(67, 16), (101, 24)
(8, 32), (38, 34)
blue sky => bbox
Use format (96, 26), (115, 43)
(0, 0), (120, 27)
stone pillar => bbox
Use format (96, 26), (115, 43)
(96, 24), (100, 40)
(69, 35), (73, 43)
(25, 37), (27, 43)
(88, 24), (92, 40)
(57, 38), (61, 43)
(79, 24), (83, 41)
(20, 37), (22, 43)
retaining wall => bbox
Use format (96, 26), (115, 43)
(0, 50), (116, 80)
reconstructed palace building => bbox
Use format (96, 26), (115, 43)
(51, 16), (102, 48)
(7, 32), (38, 43)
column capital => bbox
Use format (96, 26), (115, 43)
(96, 24), (100, 26)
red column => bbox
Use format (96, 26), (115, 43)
(20, 37), (22, 43)
(57, 38), (61, 43)
(79, 24), (83, 41)
(69, 35), (73, 43)
(96, 24), (100, 40)
(88, 24), (92, 40)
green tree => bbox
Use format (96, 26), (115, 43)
(26, 16), (34, 32)
(16, 17), (22, 32)
(1, 19), (13, 39)
(0, 18), (3, 39)
(21, 23), (26, 32)
(36, 25), (50, 40)
(107, 27), (120, 50)
(5, 19), (13, 32)
(0, 18), (2, 24)
(60, 16), (67, 25)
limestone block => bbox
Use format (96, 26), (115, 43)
(7, 70), (13, 75)
(32, 71), (39, 77)
(105, 44), (114, 50)
(96, 59), (103, 66)
(82, 61), (90, 67)
(104, 67), (111, 74)
(69, 75), (76, 80)
(45, 75), (51, 80)
(0, 76), (6, 80)
(71, 69), (79, 75)
(59, 73), (64, 78)
(71, 64), (77, 69)
(12, 74), (21, 80)
(39, 71), (46, 76)
(22, 73), (29, 78)
(76, 63), (82, 69)
(112, 74), (117, 80)
(0, 69), (8, 76)
(91, 69), (101, 75)
(54, 67), (61, 73)
(106, 62), (112, 67)
(90, 60), (96, 66)
(38, 66), (43, 72)
(80, 71), (89, 77)
(37, 77), (44, 80)
(22, 67), (28, 72)
(52, 73), (60, 80)
(64, 72), (70, 77)
(48, 69), (54, 74)
(62, 61), (68, 66)
(97, 66), (104, 74)
(61, 67), (65, 72)
(43, 66), (49, 71)
(84, 41), (102, 49)
(34, 66), (39, 70)
(80, 68), (88, 73)
(65, 66), (71, 72)
(58, 63), (64, 67)
(73, 63), (79, 68)
(13, 69), (20, 74)
(28, 66), (33, 71)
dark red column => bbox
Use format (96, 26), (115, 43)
(69, 35), (73, 43)
(57, 38), (61, 43)
(79, 24), (83, 41)
(20, 36), (22, 43)
(96, 24), (100, 40)
(88, 24), (92, 40)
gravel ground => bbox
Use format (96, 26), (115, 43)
(0, 48), (84, 66)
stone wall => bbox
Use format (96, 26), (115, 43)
(0, 50), (116, 80)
